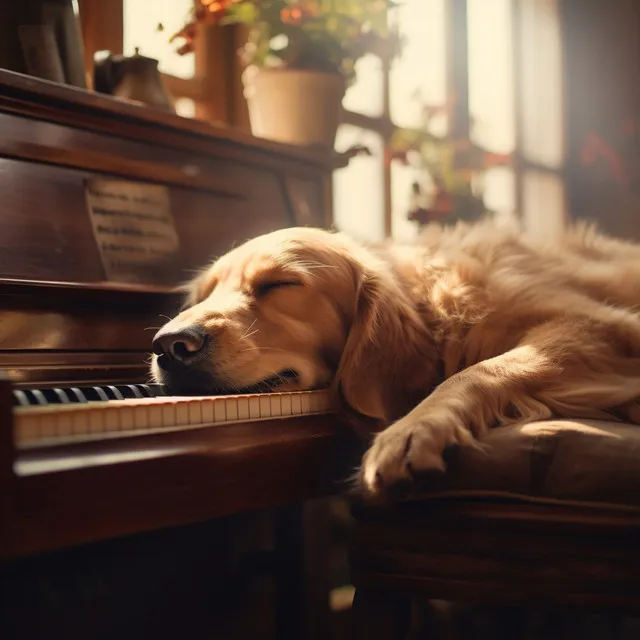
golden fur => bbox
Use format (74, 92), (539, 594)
(152, 221), (640, 500)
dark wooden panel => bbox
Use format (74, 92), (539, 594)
(0, 405), (353, 559)
(0, 112), (272, 197)
(0, 279), (179, 354)
(351, 500), (640, 609)
(173, 177), (295, 272)
(0, 158), (105, 281)
(0, 158), (292, 283)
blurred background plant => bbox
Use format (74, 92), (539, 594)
(169, 0), (402, 85)
(391, 95), (512, 227)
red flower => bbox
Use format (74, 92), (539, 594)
(580, 131), (628, 185)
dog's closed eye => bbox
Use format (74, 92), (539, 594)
(254, 280), (301, 298)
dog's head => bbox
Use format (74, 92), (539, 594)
(151, 227), (435, 423)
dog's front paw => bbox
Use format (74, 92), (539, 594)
(360, 412), (474, 501)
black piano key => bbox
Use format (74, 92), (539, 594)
(41, 388), (71, 404)
(136, 384), (154, 397)
(25, 389), (48, 406)
(119, 384), (144, 399)
(89, 386), (110, 401)
(75, 386), (110, 402)
(66, 387), (88, 403)
(14, 383), (171, 407)
(103, 386), (125, 401)
(145, 384), (168, 396)
(13, 390), (30, 407)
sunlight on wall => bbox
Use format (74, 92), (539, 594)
(519, 0), (564, 169)
(333, 126), (385, 242)
(343, 54), (384, 118)
(123, 0), (195, 79)
(468, 0), (517, 227)
(390, 0), (447, 130)
(523, 171), (566, 239)
(390, 0), (447, 241)
(174, 97), (196, 118)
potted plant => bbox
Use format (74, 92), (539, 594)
(170, 0), (400, 148)
(391, 100), (512, 228)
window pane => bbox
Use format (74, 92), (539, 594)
(342, 54), (384, 118)
(390, 0), (447, 129)
(468, 0), (515, 155)
(333, 126), (385, 242)
(483, 167), (517, 228)
(523, 171), (566, 239)
(123, 0), (195, 79)
(518, 0), (564, 168)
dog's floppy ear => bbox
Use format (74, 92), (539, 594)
(333, 264), (436, 428)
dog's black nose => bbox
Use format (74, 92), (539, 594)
(152, 325), (207, 366)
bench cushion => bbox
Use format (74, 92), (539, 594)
(414, 420), (640, 509)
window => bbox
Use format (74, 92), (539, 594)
(78, 1), (566, 239)
(333, 0), (566, 241)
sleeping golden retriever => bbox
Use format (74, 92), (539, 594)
(151, 221), (640, 500)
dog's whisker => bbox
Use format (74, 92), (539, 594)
(239, 346), (288, 354)
(240, 319), (258, 341)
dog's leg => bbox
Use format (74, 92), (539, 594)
(361, 316), (640, 499)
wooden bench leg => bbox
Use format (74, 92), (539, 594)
(352, 587), (412, 640)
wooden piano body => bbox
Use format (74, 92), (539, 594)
(0, 71), (354, 639)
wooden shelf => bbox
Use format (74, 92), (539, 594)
(0, 69), (337, 174)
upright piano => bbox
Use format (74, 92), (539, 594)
(0, 70), (354, 639)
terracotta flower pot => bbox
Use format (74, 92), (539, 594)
(242, 66), (346, 149)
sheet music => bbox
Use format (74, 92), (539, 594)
(85, 179), (181, 285)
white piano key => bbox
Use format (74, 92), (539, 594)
(237, 396), (249, 420)
(201, 399), (215, 423)
(249, 396), (260, 419)
(175, 402), (189, 426)
(281, 394), (292, 416)
(105, 407), (120, 432)
(53, 412), (70, 438)
(188, 400), (202, 425)
(214, 399), (226, 423)
(13, 390), (333, 448)
(225, 397), (238, 421)
(120, 406), (135, 432)
(270, 394), (282, 417)
(15, 414), (36, 445)
(148, 405), (164, 429)
(73, 409), (87, 436)
(133, 405), (150, 430)
(259, 395), (271, 418)
(88, 409), (104, 434)
(162, 402), (176, 428)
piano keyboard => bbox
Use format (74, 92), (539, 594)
(13, 385), (333, 448)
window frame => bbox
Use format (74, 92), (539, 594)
(340, 0), (567, 239)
